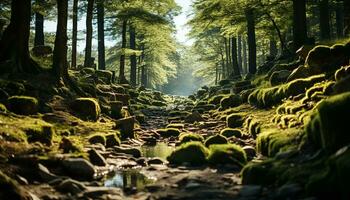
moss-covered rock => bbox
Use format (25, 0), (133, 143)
(95, 70), (113, 83)
(226, 113), (246, 128)
(166, 123), (185, 129)
(152, 100), (167, 107)
(207, 144), (247, 166)
(105, 133), (121, 147)
(204, 135), (228, 147)
(156, 128), (181, 138)
(269, 70), (291, 86)
(115, 117), (135, 139)
(167, 141), (209, 166)
(220, 128), (243, 138)
(88, 134), (106, 146)
(26, 124), (54, 146)
(0, 103), (7, 112)
(208, 94), (226, 106)
(7, 96), (38, 115)
(184, 111), (204, 123)
(110, 101), (123, 119)
(0, 171), (29, 199)
(220, 94), (241, 110)
(71, 98), (101, 121)
(59, 137), (82, 153)
(178, 133), (204, 145)
(241, 160), (278, 185)
(306, 92), (350, 153)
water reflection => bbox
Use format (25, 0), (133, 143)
(141, 142), (175, 160)
(104, 169), (155, 190)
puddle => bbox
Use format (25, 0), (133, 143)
(104, 169), (155, 190)
(141, 142), (175, 160)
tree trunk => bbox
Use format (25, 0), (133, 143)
(0, 0), (40, 74)
(344, 0), (350, 36)
(292, 0), (307, 51)
(245, 8), (257, 74)
(269, 39), (277, 58)
(53, 0), (68, 82)
(215, 64), (218, 85)
(242, 37), (248, 75)
(71, 0), (78, 69)
(97, 0), (105, 70)
(231, 37), (240, 77)
(34, 0), (44, 46)
(319, 0), (331, 40)
(119, 20), (128, 83)
(237, 35), (243, 73)
(224, 38), (230, 78)
(335, 2), (344, 38)
(129, 25), (137, 86)
(84, 0), (94, 68)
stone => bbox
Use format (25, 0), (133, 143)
(204, 135), (228, 147)
(220, 128), (242, 138)
(226, 113), (246, 128)
(7, 96), (38, 115)
(61, 158), (96, 180)
(147, 157), (165, 165)
(110, 101), (123, 119)
(88, 134), (106, 146)
(105, 133), (121, 148)
(167, 141), (209, 166)
(88, 149), (107, 166)
(71, 98), (101, 121)
(115, 117), (135, 139)
(26, 124), (54, 146)
(220, 94), (241, 109)
(55, 179), (86, 195)
(243, 146), (256, 159)
(59, 137), (80, 153)
(95, 70), (113, 84)
(38, 164), (58, 182)
(269, 70), (291, 86)
(114, 146), (142, 158)
(276, 183), (302, 199)
(184, 111), (204, 123)
(115, 93), (130, 106)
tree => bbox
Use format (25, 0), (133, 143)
(71, 0), (78, 69)
(119, 20), (128, 83)
(83, 0), (94, 68)
(319, 0), (331, 40)
(245, 8), (256, 74)
(231, 36), (240, 77)
(34, 0), (45, 46)
(292, 0), (307, 51)
(0, 0), (40, 74)
(97, 0), (106, 70)
(129, 24), (137, 86)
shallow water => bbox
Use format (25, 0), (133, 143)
(141, 142), (175, 160)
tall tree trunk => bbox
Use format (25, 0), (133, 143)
(129, 25), (137, 86)
(53, 0), (68, 83)
(335, 2), (344, 38)
(220, 49), (226, 80)
(231, 37), (240, 77)
(269, 39), (277, 58)
(119, 20), (128, 83)
(84, 0), (94, 68)
(97, 0), (105, 70)
(215, 64), (218, 85)
(245, 8), (257, 74)
(319, 0), (331, 40)
(242, 37), (248, 74)
(344, 0), (350, 36)
(34, 0), (44, 46)
(292, 0), (307, 51)
(237, 35), (243, 73)
(0, 0), (40, 74)
(224, 38), (230, 78)
(71, 0), (78, 69)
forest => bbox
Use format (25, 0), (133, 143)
(0, 0), (349, 199)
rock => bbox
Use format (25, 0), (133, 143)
(71, 98), (101, 121)
(207, 144), (247, 166)
(115, 93), (130, 106)
(269, 70), (291, 86)
(0, 103), (7, 112)
(81, 67), (95, 75)
(184, 111), (204, 123)
(7, 96), (38, 115)
(220, 94), (241, 110)
(95, 70), (113, 84)
(26, 124), (54, 146)
(59, 137), (81, 153)
(226, 113), (246, 128)
(237, 185), (262, 197)
(0, 171), (30, 200)
(243, 146), (256, 159)
(296, 45), (314, 61)
(55, 179), (86, 195)
(88, 149), (107, 166)
(220, 128), (242, 138)
(61, 158), (96, 180)
(231, 80), (252, 94)
(38, 164), (58, 182)
(115, 117), (135, 139)
(82, 187), (123, 199)
(32, 45), (52, 57)
(276, 183), (303, 199)
(0, 89), (9, 101)
(105, 133), (121, 148)
(178, 133), (204, 145)
(114, 146), (141, 158)
(147, 157), (165, 165)
(167, 141), (209, 166)
(156, 128), (181, 138)
(204, 135), (228, 147)
(110, 101), (123, 119)
(88, 134), (106, 146)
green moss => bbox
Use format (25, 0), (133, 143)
(167, 141), (209, 166)
(178, 133), (204, 145)
(0, 103), (7, 112)
(220, 94), (241, 110)
(248, 119), (260, 137)
(59, 137), (82, 153)
(88, 134), (106, 146)
(105, 133), (121, 147)
(220, 128), (242, 138)
(110, 101), (123, 119)
(25, 124), (54, 146)
(166, 123), (185, 129)
(241, 159), (279, 185)
(208, 94), (226, 105)
(306, 92), (350, 153)
(226, 113), (246, 128)
(71, 98), (101, 121)
(7, 96), (38, 115)
(207, 144), (247, 166)
(204, 135), (228, 147)
(156, 128), (181, 138)
(152, 100), (167, 107)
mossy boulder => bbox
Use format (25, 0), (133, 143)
(88, 134), (106, 146)
(115, 117), (135, 139)
(204, 135), (228, 147)
(207, 144), (247, 166)
(178, 133), (204, 145)
(208, 94), (226, 106)
(59, 137), (82, 153)
(71, 98), (101, 121)
(26, 124), (54, 146)
(184, 111), (204, 123)
(0, 103), (7, 112)
(95, 70), (113, 83)
(152, 100), (167, 107)
(105, 133), (121, 147)
(241, 160), (277, 185)
(7, 96), (38, 115)
(156, 128), (181, 138)
(114, 146), (141, 158)
(226, 113), (246, 128)
(0, 171), (30, 199)
(166, 123), (185, 129)
(110, 101), (123, 119)
(167, 141), (209, 166)
(220, 94), (241, 110)
(220, 128), (242, 138)
(306, 92), (350, 153)
(269, 70), (291, 86)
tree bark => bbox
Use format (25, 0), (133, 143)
(319, 0), (331, 40)
(269, 39), (277, 58)
(335, 2), (344, 38)
(245, 8), (257, 74)
(97, 0), (105, 70)
(224, 38), (230, 78)
(242, 37), (248, 75)
(129, 25), (137, 86)
(119, 20), (128, 83)
(0, 0), (40, 74)
(231, 37), (240, 77)
(83, 0), (94, 68)
(71, 0), (78, 69)
(53, 0), (68, 82)
(344, 0), (350, 36)
(292, 0), (307, 51)
(34, 0), (45, 47)
(237, 35), (243, 73)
